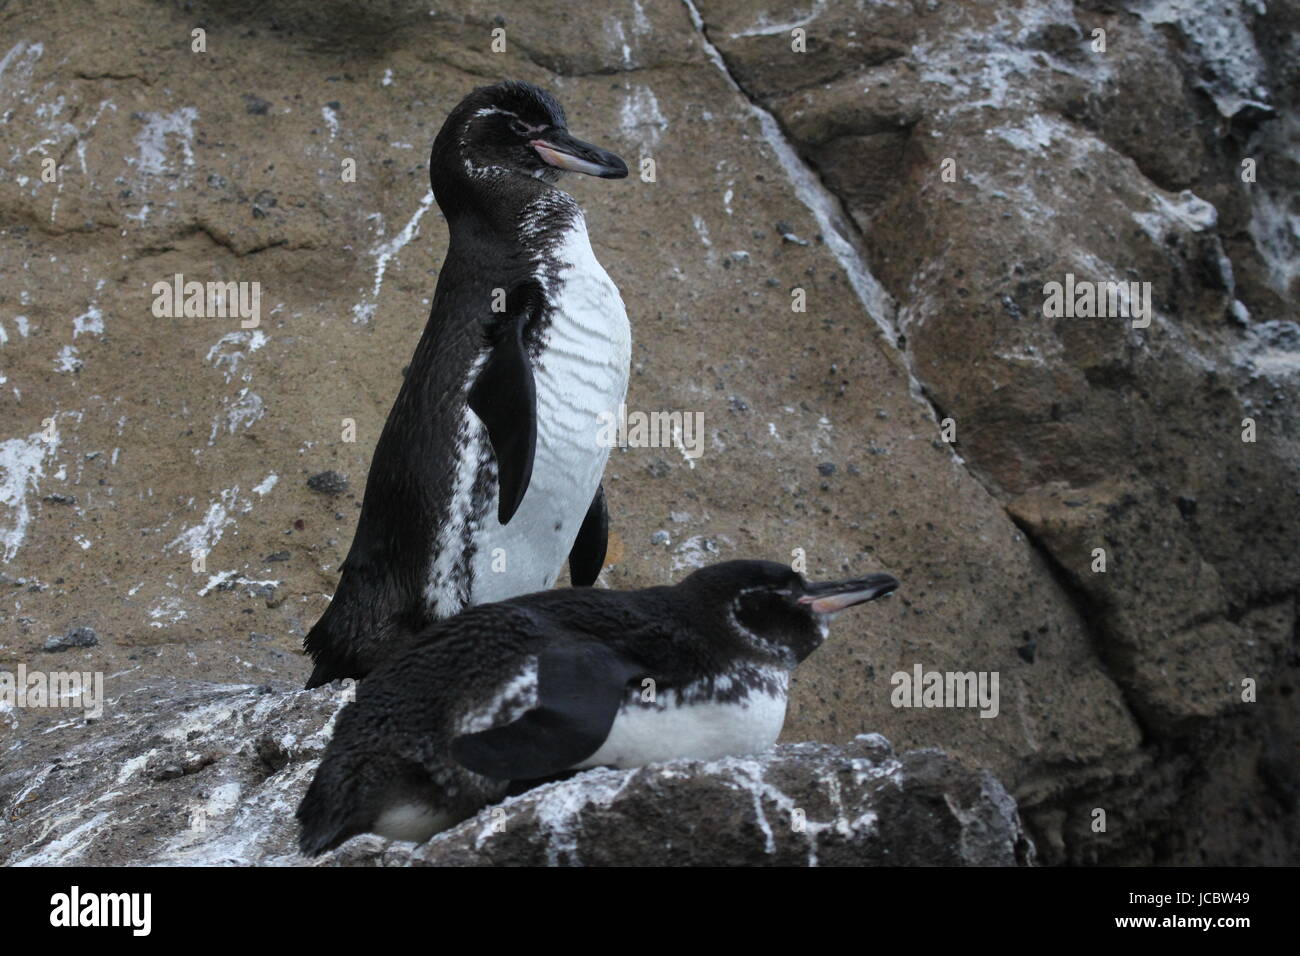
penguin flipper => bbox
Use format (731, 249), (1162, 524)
(467, 282), (542, 526)
(567, 484), (608, 587)
(450, 641), (639, 780)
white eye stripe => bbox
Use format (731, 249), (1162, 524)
(470, 107), (548, 135)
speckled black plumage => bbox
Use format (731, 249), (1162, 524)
(302, 81), (625, 687)
(297, 560), (898, 855)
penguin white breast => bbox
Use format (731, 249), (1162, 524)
(468, 212), (630, 601)
(574, 670), (790, 770)
(372, 802), (459, 844)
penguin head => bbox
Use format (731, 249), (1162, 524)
(432, 80), (628, 192)
(680, 560), (899, 666)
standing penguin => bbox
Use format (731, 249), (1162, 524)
(296, 559), (899, 855)
(304, 82), (630, 688)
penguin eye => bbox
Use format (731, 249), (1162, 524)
(510, 118), (532, 138)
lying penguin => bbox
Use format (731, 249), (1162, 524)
(303, 80), (631, 688)
(296, 559), (898, 856)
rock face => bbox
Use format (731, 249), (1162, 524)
(692, 0), (1300, 863)
(342, 736), (1034, 867)
(0, 680), (1031, 866)
(0, 0), (1296, 864)
(2, 681), (342, 866)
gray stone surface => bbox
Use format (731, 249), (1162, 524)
(0, 679), (1031, 866)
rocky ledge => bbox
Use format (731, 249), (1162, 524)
(0, 681), (1032, 866)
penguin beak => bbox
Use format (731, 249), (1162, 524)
(797, 573), (899, 615)
(531, 130), (629, 179)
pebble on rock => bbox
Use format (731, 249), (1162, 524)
(43, 626), (99, 652)
(307, 471), (349, 495)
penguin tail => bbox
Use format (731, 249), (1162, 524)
(302, 600), (361, 689)
(297, 749), (372, 857)
(297, 748), (448, 857)
(303, 588), (423, 689)
(303, 653), (345, 691)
